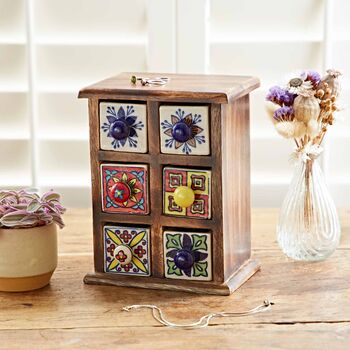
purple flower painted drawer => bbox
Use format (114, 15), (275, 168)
(160, 105), (210, 155)
(104, 225), (151, 276)
(164, 230), (212, 281)
(101, 163), (149, 214)
(100, 102), (147, 153)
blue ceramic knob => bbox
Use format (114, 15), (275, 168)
(111, 120), (130, 140)
(174, 249), (195, 270)
(172, 122), (191, 143)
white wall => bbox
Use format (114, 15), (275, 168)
(0, 0), (349, 208)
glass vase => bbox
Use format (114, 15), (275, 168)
(277, 157), (340, 261)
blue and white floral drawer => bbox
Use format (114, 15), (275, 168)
(164, 230), (212, 281)
(100, 102), (147, 153)
(160, 105), (210, 155)
(104, 225), (151, 276)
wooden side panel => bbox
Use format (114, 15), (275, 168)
(210, 104), (224, 283)
(221, 95), (251, 281)
(88, 97), (104, 273)
(147, 101), (163, 278)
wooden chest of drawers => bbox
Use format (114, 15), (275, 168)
(79, 72), (260, 295)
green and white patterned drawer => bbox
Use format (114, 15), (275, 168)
(163, 230), (212, 281)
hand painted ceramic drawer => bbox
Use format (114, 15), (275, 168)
(163, 166), (211, 219)
(101, 163), (149, 214)
(100, 101), (147, 153)
(160, 105), (210, 155)
(164, 230), (212, 281)
(104, 225), (151, 276)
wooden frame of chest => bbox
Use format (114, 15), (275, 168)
(79, 73), (260, 295)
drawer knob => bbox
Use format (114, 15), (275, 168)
(110, 182), (131, 204)
(174, 249), (195, 270)
(114, 245), (133, 265)
(172, 121), (191, 142)
(174, 186), (195, 208)
(110, 120), (131, 140)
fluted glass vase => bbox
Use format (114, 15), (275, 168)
(277, 157), (340, 261)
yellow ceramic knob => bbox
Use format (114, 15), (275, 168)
(174, 186), (195, 208)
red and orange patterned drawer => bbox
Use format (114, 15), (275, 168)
(101, 163), (149, 214)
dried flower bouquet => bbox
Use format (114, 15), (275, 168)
(266, 69), (341, 153)
(266, 69), (342, 261)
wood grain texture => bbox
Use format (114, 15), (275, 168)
(2, 251), (350, 327)
(0, 324), (348, 350)
(78, 72), (260, 103)
(222, 95), (253, 280)
(84, 258), (259, 296)
(1, 209), (350, 349)
(88, 98), (103, 273)
(209, 103), (224, 282)
(147, 100), (163, 278)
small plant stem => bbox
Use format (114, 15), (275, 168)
(304, 159), (314, 231)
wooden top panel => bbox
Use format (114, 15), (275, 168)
(78, 72), (260, 103)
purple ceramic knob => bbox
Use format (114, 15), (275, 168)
(174, 249), (194, 270)
(110, 120), (130, 140)
(172, 122), (191, 143)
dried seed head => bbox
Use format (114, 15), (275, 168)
(293, 95), (320, 122)
(316, 89), (325, 98)
(319, 70), (341, 97)
(289, 77), (304, 87)
(326, 69), (342, 78)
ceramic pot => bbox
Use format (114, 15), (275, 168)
(0, 223), (57, 292)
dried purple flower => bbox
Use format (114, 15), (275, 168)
(0, 190), (66, 229)
(273, 106), (295, 122)
(303, 70), (321, 89)
(266, 86), (296, 106)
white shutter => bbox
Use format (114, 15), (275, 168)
(328, 0), (350, 206)
(0, 0), (175, 207)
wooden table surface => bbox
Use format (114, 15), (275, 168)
(1, 208), (349, 349)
